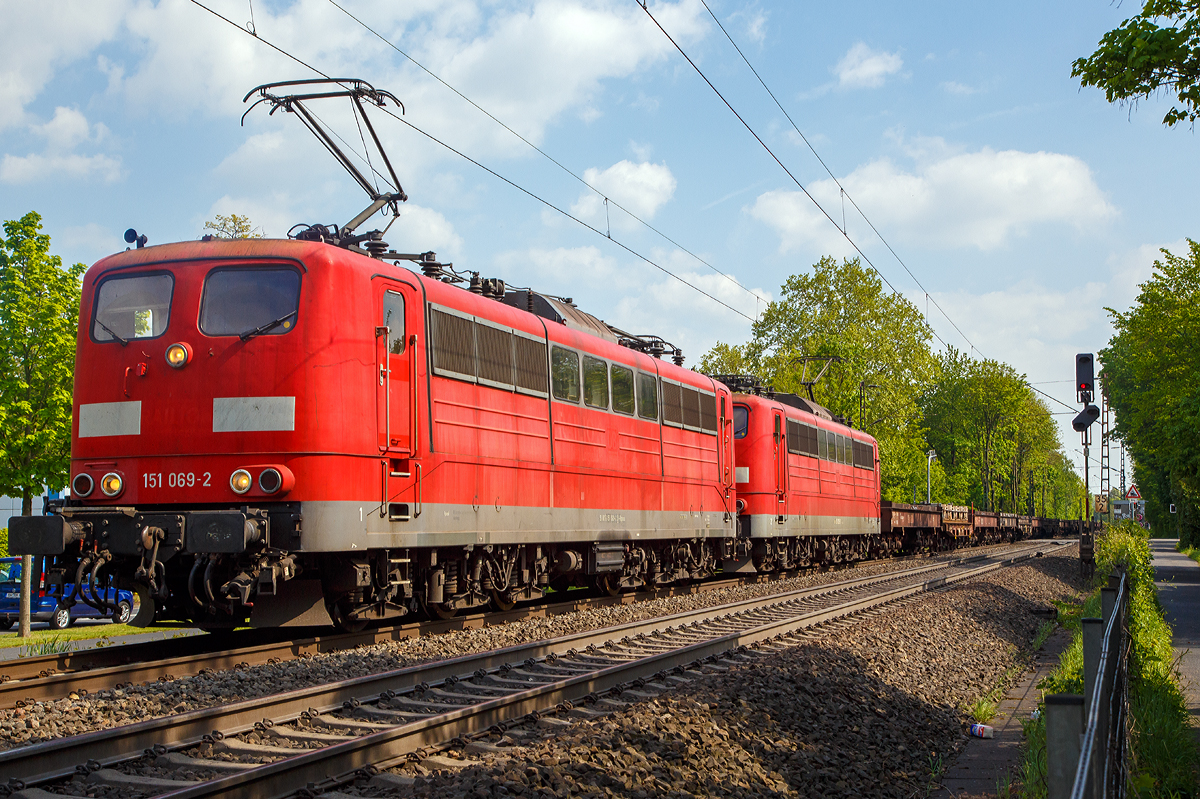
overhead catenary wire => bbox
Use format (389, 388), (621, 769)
(641, 1), (1084, 416)
(321, 0), (767, 309)
(188, 0), (755, 323)
(698, 0), (978, 354)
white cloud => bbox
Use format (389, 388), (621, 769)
(941, 81), (977, 96)
(571, 160), (677, 231)
(384, 204), (464, 257)
(0, 0), (127, 130)
(0, 107), (121, 184)
(834, 43), (903, 89)
(750, 147), (1116, 254)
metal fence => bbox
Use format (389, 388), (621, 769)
(1046, 570), (1129, 799)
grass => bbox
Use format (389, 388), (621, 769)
(0, 622), (184, 650)
(1031, 619), (1057, 651)
(1013, 523), (1199, 798)
(968, 696), (998, 723)
(1179, 542), (1200, 567)
(18, 635), (75, 657)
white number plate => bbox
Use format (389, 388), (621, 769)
(143, 472), (212, 489)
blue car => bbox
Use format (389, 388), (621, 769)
(0, 557), (134, 630)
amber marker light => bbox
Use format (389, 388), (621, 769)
(165, 342), (192, 368)
(230, 469), (252, 494)
(100, 472), (123, 497)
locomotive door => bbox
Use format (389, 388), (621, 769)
(376, 285), (416, 455)
(773, 411), (787, 517)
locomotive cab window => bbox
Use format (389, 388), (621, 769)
(611, 364), (635, 415)
(583, 356), (609, 409)
(733, 405), (749, 439)
(200, 267), (301, 338)
(551, 346), (580, 402)
(637, 372), (658, 420)
(383, 291), (405, 354)
(92, 272), (174, 342)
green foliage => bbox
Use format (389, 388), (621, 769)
(18, 635), (74, 658)
(1072, 0), (1200, 127)
(700, 256), (1079, 509)
(0, 527), (6, 557)
(1019, 523), (1197, 797)
(203, 213), (264, 239)
(700, 256), (938, 499)
(1102, 239), (1200, 543)
(968, 696), (998, 723)
(0, 213), (85, 514)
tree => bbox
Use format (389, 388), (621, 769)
(203, 213), (264, 239)
(700, 256), (939, 499)
(1102, 239), (1200, 542)
(0, 213), (85, 515)
(1072, 0), (1200, 127)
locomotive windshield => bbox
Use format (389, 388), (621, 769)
(733, 405), (749, 439)
(92, 272), (174, 342)
(200, 267), (301, 338)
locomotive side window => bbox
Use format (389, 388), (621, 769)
(786, 419), (802, 455)
(637, 372), (658, 420)
(817, 428), (829, 460)
(200, 267), (300, 338)
(92, 273), (174, 342)
(732, 405), (749, 439)
(838, 435), (848, 464)
(383, 292), (405, 354)
(611, 365), (635, 415)
(582, 356), (609, 409)
(551, 346), (580, 402)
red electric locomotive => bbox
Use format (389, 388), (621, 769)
(716, 381), (881, 570)
(11, 237), (740, 629)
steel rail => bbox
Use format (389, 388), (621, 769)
(157, 543), (1058, 799)
(0, 544), (1014, 708)
(0, 541), (1067, 789)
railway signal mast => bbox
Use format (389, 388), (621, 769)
(1072, 353), (1101, 521)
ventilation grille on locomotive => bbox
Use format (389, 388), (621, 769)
(476, 322), (514, 388)
(431, 309), (476, 380)
(699, 392), (717, 433)
(662, 381), (684, 426)
(514, 335), (549, 396)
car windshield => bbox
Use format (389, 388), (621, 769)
(93, 273), (174, 342)
(200, 267), (301, 337)
(0, 560), (20, 583)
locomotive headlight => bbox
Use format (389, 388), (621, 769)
(258, 468), (283, 494)
(99, 472), (123, 497)
(72, 473), (94, 498)
(230, 469), (252, 494)
(165, 342), (191, 369)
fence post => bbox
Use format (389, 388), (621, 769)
(1046, 694), (1085, 799)
(1082, 617), (1104, 797)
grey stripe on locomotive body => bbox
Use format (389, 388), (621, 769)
(301, 501), (735, 551)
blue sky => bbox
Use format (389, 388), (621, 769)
(1, 0), (1189, 490)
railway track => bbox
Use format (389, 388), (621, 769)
(0, 542), (1022, 710)
(0, 540), (1071, 799)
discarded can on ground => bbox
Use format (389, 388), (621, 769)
(969, 724), (994, 739)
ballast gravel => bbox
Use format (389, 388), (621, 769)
(0, 545), (1019, 751)
(326, 548), (1085, 799)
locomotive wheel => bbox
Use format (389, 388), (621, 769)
(594, 573), (621, 597)
(429, 602), (458, 620)
(329, 602), (369, 633)
(491, 589), (516, 612)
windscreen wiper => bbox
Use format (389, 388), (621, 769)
(240, 310), (297, 342)
(95, 318), (129, 346)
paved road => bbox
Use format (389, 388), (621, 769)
(1150, 539), (1200, 730)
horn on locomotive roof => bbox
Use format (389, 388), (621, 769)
(243, 78), (408, 249)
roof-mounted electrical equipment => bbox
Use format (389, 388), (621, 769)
(244, 78), (407, 254)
